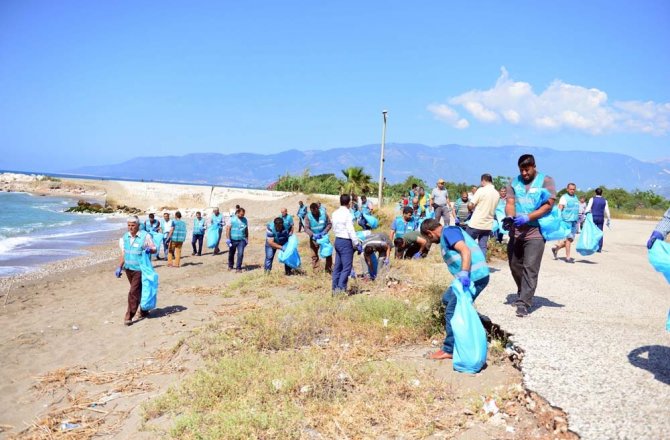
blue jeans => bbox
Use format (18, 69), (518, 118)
(163, 237), (171, 258)
(191, 233), (204, 255)
(465, 226), (491, 257)
(228, 239), (246, 269)
(442, 276), (489, 354)
(264, 243), (291, 274)
(332, 238), (354, 292)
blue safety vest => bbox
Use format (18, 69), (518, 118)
(123, 231), (148, 271)
(211, 213), (223, 228)
(144, 219), (160, 233)
(282, 214), (294, 229)
(440, 228), (489, 282)
(307, 211), (327, 234)
(361, 202), (371, 215)
(193, 218), (206, 235)
(393, 216), (417, 239)
(230, 216), (248, 241)
(267, 222), (290, 245)
(561, 194), (579, 222)
(297, 205), (307, 218)
(171, 220), (187, 243)
(511, 172), (546, 227)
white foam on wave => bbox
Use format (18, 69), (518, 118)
(0, 248), (85, 261)
(0, 222), (123, 255)
(0, 265), (33, 276)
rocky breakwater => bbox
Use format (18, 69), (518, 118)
(66, 200), (142, 215)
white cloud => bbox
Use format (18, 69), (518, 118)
(428, 67), (670, 136)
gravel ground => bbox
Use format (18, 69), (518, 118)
(478, 219), (670, 440)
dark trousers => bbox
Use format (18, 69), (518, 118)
(191, 233), (203, 255)
(465, 226), (492, 257)
(228, 239), (247, 270)
(593, 217), (604, 251)
(309, 238), (333, 272)
(508, 236), (545, 308)
(442, 276), (489, 354)
(264, 243), (291, 274)
(125, 269), (142, 320)
(214, 227), (223, 254)
(332, 237), (354, 292)
(403, 243), (422, 259)
(434, 205), (451, 225)
(298, 217), (304, 232)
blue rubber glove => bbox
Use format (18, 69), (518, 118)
(513, 215), (530, 227)
(313, 233), (322, 241)
(115, 267), (123, 278)
(226, 239), (233, 247)
(412, 252), (422, 260)
(144, 247), (152, 254)
(455, 217), (460, 226)
(357, 243), (363, 254)
(457, 270), (470, 288)
(384, 257), (390, 267)
(606, 219), (611, 228)
(647, 231), (664, 249)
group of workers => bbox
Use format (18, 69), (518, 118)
(115, 153), (667, 361)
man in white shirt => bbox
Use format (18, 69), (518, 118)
(466, 174), (499, 256)
(160, 212), (173, 260)
(585, 187), (611, 252)
(430, 179), (452, 226)
(331, 194), (362, 295)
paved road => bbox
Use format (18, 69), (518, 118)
(478, 219), (670, 440)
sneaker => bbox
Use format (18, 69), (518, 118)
(551, 247), (558, 260)
(566, 257), (575, 263)
(516, 305), (529, 317)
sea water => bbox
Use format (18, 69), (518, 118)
(0, 192), (124, 277)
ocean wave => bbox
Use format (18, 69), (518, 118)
(0, 220), (76, 238)
(0, 223), (123, 255)
(0, 248), (86, 261)
(0, 265), (33, 277)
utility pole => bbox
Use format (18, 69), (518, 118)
(378, 110), (388, 207)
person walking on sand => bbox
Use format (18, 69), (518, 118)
(191, 211), (206, 256)
(466, 173), (500, 257)
(304, 202), (333, 273)
(331, 194), (362, 295)
(265, 217), (293, 275)
(160, 212), (173, 260)
(551, 183), (580, 263)
(280, 208), (294, 235)
(297, 201), (307, 233)
(226, 207), (249, 272)
(578, 196), (587, 232)
(143, 213), (160, 233)
(430, 178), (452, 226)
(585, 188), (611, 252)
(115, 216), (156, 326)
(167, 211), (187, 267)
(420, 218), (490, 360)
(504, 154), (557, 317)
(211, 207), (225, 255)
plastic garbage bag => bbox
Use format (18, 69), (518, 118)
(316, 235), (333, 258)
(362, 213), (379, 229)
(648, 239), (670, 284)
(538, 206), (571, 241)
(278, 235), (301, 269)
(150, 232), (164, 255)
(139, 252), (158, 311)
(206, 223), (220, 249)
(356, 230), (371, 242)
(576, 214), (603, 256)
(450, 279), (487, 374)
(666, 309), (670, 332)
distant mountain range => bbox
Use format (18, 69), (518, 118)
(68, 144), (670, 197)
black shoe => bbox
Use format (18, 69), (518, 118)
(516, 305), (529, 317)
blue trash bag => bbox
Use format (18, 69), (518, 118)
(648, 239), (670, 284)
(139, 252), (159, 311)
(150, 232), (164, 255)
(666, 309), (670, 332)
(278, 235), (301, 269)
(206, 223), (220, 249)
(538, 206), (571, 241)
(576, 214), (604, 256)
(425, 209), (435, 220)
(450, 279), (488, 374)
(356, 230), (371, 242)
(494, 205), (508, 236)
(316, 235), (333, 258)
(362, 213), (379, 229)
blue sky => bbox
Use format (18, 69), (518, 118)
(0, 0), (668, 172)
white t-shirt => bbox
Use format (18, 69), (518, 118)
(468, 184), (499, 230)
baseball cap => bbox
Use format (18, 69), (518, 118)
(437, 178), (445, 184)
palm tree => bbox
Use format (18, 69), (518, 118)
(340, 166), (372, 196)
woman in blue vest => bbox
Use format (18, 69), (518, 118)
(304, 202), (333, 273)
(265, 217), (292, 274)
(551, 183), (580, 262)
(226, 207), (249, 272)
(191, 211), (206, 256)
(420, 219), (490, 360)
(390, 206), (418, 242)
(115, 216), (156, 326)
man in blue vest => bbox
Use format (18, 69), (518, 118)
(115, 216), (156, 326)
(297, 201), (307, 233)
(280, 208), (294, 235)
(585, 188), (611, 252)
(420, 218), (490, 360)
(265, 217), (292, 275)
(390, 206), (417, 242)
(226, 207), (249, 272)
(210, 207), (225, 255)
(191, 211), (206, 256)
(504, 154), (557, 317)
(304, 202), (333, 273)
(357, 195), (374, 230)
(551, 183), (580, 262)
(647, 207), (670, 248)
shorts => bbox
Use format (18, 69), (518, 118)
(566, 221), (578, 240)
